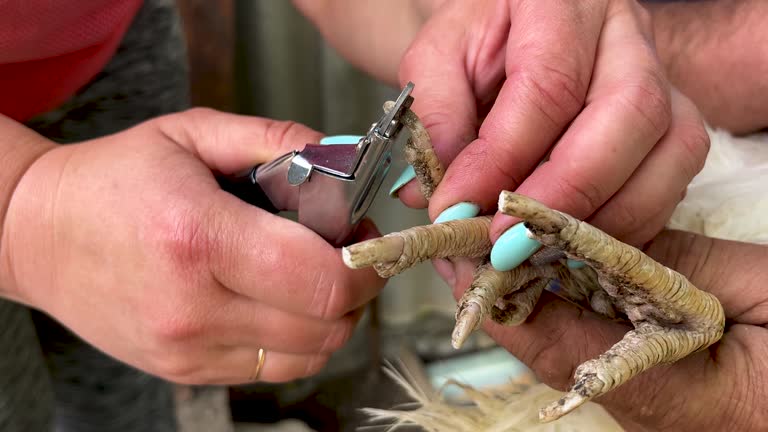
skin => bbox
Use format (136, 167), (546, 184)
(391, 0), (707, 250)
(297, 0), (768, 242)
(296, 0), (768, 136)
(439, 230), (768, 431)
(291, 0), (442, 88)
(645, 0), (768, 134)
(302, 0), (768, 430)
(0, 109), (385, 385)
(384, 7), (764, 428)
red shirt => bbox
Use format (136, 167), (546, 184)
(0, 0), (144, 121)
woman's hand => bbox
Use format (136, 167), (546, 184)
(394, 0), (709, 266)
(447, 230), (768, 431)
(0, 108), (385, 385)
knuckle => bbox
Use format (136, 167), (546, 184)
(601, 199), (642, 242)
(619, 71), (672, 138)
(675, 122), (710, 180)
(511, 62), (587, 125)
(262, 119), (305, 148)
(633, 210), (675, 247)
(148, 309), (205, 345)
(417, 110), (454, 133)
(321, 318), (356, 353)
(177, 107), (219, 142)
(151, 203), (215, 271)
(183, 106), (218, 120)
(554, 174), (607, 218)
(480, 139), (527, 190)
(152, 353), (199, 383)
(150, 107), (218, 151)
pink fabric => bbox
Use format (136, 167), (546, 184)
(0, 0), (144, 121)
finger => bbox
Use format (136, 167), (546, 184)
(433, 256), (485, 291)
(240, 349), (330, 384)
(393, 6), (481, 207)
(189, 347), (331, 385)
(206, 197), (385, 320)
(212, 299), (364, 355)
(586, 89), (709, 245)
(428, 0), (605, 219)
(490, 2), (672, 244)
(432, 259), (457, 288)
(153, 108), (323, 175)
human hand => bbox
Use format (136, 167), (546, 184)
(0, 109), (385, 385)
(445, 230), (768, 431)
(392, 0), (710, 269)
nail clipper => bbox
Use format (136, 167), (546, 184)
(218, 82), (415, 246)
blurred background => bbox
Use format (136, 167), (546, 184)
(173, 1), (534, 431)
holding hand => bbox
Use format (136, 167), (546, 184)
(0, 109), (385, 385)
(394, 0), (710, 264)
(444, 231), (768, 431)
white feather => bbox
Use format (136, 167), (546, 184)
(668, 126), (768, 244)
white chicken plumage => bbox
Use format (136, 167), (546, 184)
(668, 126), (768, 244)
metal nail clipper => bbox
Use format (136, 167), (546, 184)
(218, 82), (415, 246)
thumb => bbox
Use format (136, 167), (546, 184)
(153, 107), (324, 175)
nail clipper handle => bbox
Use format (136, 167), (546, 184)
(216, 167), (279, 214)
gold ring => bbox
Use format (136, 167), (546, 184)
(250, 348), (266, 381)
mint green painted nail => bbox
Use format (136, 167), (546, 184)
(319, 135), (364, 145)
(490, 224), (542, 271)
(567, 259), (586, 269)
(389, 166), (416, 197)
(434, 202), (480, 224)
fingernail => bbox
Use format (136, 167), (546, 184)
(566, 259), (586, 269)
(434, 202), (480, 224)
(490, 223), (542, 271)
(319, 135), (364, 145)
(389, 165), (416, 197)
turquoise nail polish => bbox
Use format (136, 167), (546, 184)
(434, 202), (480, 224)
(389, 166), (416, 197)
(567, 259), (586, 269)
(490, 224), (543, 271)
(319, 135), (364, 145)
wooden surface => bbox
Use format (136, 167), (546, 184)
(176, 0), (236, 111)
(173, 3), (236, 428)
